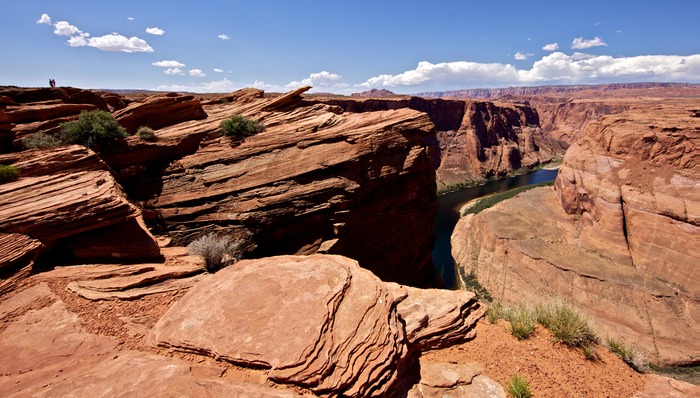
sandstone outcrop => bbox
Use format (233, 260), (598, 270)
(143, 87), (438, 285)
(452, 103), (699, 365)
(112, 92), (207, 134)
(407, 361), (505, 398)
(0, 145), (160, 276)
(155, 254), (484, 397)
(313, 96), (556, 190)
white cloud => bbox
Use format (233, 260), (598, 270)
(358, 53), (700, 89)
(156, 78), (239, 93)
(53, 21), (82, 36)
(164, 68), (184, 75)
(213, 68), (224, 73)
(285, 71), (349, 91)
(218, 34), (229, 40)
(514, 52), (533, 60)
(127, 17), (135, 21)
(189, 69), (206, 77)
(571, 36), (607, 49)
(67, 32), (90, 47)
(542, 42), (559, 51)
(616, 30), (622, 33)
(152, 60), (185, 68)
(36, 13), (51, 25)
(146, 27), (165, 35)
(87, 33), (153, 52)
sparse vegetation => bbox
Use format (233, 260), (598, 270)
(59, 109), (127, 152)
(21, 131), (62, 149)
(486, 301), (504, 324)
(507, 373), (532, 398)
(607, 337), (648, 371)
(220, 115), (265, 140)
(461, 272), (493, 302)
(186, 233), (242, 273)
(461, 180), (554, 216)
(507, 306), (537, 340)
(136, 126), (157, 142)
(534, 299), (598, 350)
(0, 165), (19, 184)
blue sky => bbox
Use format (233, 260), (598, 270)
(2, 0), (699, 94)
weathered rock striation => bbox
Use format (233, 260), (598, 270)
(155, 254), (484, 397)
(313, 96), (557, 190)
(112, 92), (207, 134)
(452, 103), (699, 365)
(0, 145), (160, 277)
(143, 87), (439, 285)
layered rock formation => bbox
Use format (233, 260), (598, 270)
(313, 96), (557, 190)
(0, 145), (161, 281)
(155, 254), (484, 396)
(112, 92), (207, 134)
(452, 102), (699, 365)
(140, 87), (439, 285)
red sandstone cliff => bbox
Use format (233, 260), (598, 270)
(312, 96), (557, 191)
(452, 100), (699, 365)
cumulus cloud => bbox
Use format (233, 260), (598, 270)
(218, 34), (229, 40)
(571, 36), (607, 49)
(285, 71), (349, 91)
(514, 52), (533, 60)
(53, 21), (82, 36)
(127, 17), (135, 21)
(156, 78), (239, 93)
(358, 53), (700, 89)
(40, 16), (153, 53)
(189, 69), (206, 77)
(146, 27), (165, 35)
(152, 60), (185, 68)
(213, 68), (224, 73)
(86, 33), (153, 52)
(36, 13), (51, 25)
(542, 42), (559, 51)
(164, 68), (184, 75)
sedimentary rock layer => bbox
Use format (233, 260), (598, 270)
(452, 103), (699, 365)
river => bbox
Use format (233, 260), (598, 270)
(432, 168), (560, 289)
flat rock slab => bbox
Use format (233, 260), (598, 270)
(155, 254), (408, 397)
(68, 274), (207, 300)
(70, 264), (203, 292)
(407, 360), (505, 398)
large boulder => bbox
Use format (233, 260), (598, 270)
(112, 92), (207, 134)
(452, 102), (699, 366)
(155, 254), (484, 397)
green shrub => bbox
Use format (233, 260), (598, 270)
(486, 301), (504, 324)
(22, 131), (62, 149)
(59, 110), (127, 152)
(136, 126), (157, 142)
(607, 337), (648, 371)
(186, 233), (242, 273)
(0, 165), (19, 184)
(507, 306), (536, 340)
(220, 115), (265, 139)
(534, 299), (597, 349)
(507, 373), (532, 398)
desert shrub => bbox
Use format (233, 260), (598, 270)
(534, 299), (597, 349)
(507, 306), (537, 340)
(607, 337), (648, 371)
(136, 126), (157, 142)
(22, 131), (62, 149)
(59, 110), (127, 152)
(507, 373), (532, 398)
(0, 165), (19, 184)
(186, 233), (242, 273)
(486, 301), (505, 324)
(220, 115), (265, 139)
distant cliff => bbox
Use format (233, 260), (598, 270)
(312, 96), (558, 191)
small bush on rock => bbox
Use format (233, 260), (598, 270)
(507, 306), (536, 340)
(136, 126), (157, 142)
(187, 233), (242, 273)
(0, 165), (19, 184)
(607, 337), (648, 371)
(22, 131), (62, 149)
(507, 373), (532, 398)
(534, 299), (597, 348)
(60, 110), (127, 152)
(220, 115), (265, 140)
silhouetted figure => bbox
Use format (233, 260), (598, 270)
(49, 79), (56, 88)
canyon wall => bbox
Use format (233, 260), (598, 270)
(313, 96), (557, 191)
(451, 100), (699, 365)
